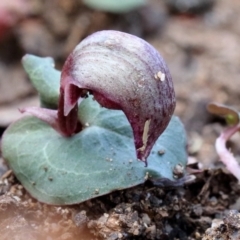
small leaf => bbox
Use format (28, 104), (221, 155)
(207, 102), (240, 125)
(22, 54), (60, 108)
(83, 0), (146, 13)
(2, 97), (187, 205)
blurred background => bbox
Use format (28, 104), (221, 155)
(1, 0), (240, 239)
(1, 0), (240, 165)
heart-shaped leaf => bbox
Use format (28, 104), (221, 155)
(2, 54), (187, 205)
(2, 96), (187, 205)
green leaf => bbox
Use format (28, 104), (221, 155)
(22, 54), (60, 109)
(4, 54), (187, 205)
(83, 0), (146, 13)
(207, 102), (240, 125)
(2, 97), (187, 205)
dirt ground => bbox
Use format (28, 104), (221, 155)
(1, 0), (240, 239)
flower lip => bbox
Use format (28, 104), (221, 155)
(58, 30), (176, 165)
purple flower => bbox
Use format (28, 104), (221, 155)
(23, 30), (176, 165)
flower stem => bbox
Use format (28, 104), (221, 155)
(216, 123), (240, 181)
(58, 87), (79, 136)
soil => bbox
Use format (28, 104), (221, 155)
(1, 0), (240, 239)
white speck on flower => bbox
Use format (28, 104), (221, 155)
(154, 71), (165, 82)
(138, 119), (151, 153)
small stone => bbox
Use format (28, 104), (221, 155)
(173, 164), (184, 178)
(158, 150), (165, 155)
(142, 213), (151, 226)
